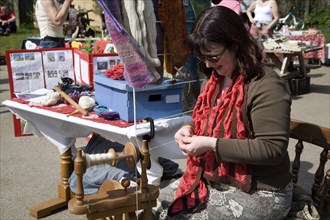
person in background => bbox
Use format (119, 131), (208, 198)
(154, 6), (292, 220)
(35, 0), (73, 48)
(240, 0), (254, 30)
(212, 0), (241, 15)
(66, 3), (77, 38)
(0, 6), (16, 36)
(246, 0), (279, 39)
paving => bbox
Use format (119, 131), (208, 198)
(0, 64), (329, 219)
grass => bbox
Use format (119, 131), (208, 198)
(0, 24), (40, 55)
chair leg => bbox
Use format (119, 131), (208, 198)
(312, 149), (328, 198)
(292, 140), (304, 184)
(318, 169), (330, 217)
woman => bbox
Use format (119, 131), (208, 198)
(155, 6), (292, 220)
(247, 0), (279, 39)
(36, 0), (73, 48)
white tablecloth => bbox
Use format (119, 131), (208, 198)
(3, 99), (191, 185)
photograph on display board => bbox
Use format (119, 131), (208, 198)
(24, 53), (35, 61)
(97, 61), (108, 71)
(9, 52), (44, 94)
(42, 50), (74, 89)
(93, 55), (121, 75)
(57, 51), (66, 62)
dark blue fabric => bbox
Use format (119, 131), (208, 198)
(39, 37), (65, 48)
(0, 21), (16, 33)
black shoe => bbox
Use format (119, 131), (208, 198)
(3, 31), (9, 36)
(0, 30), (3, 35)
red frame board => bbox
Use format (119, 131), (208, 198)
(5, 47), (119, 137)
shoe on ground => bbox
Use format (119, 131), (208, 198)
(3, 31), (9, 36)
(0, 30), (3, 35)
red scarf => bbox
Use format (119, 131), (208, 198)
(168, 73), (252, 216)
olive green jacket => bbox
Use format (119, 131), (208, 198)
(215, 65), (292, 190)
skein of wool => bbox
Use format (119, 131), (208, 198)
(93, 105), (120, 120)
(98, 0), (161, 88)
(121, 0), (160, 67)
(41, 91), (62, 106)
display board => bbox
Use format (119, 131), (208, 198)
(5, 47), (119, 136)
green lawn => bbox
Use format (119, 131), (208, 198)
(0, 25), (40, 55)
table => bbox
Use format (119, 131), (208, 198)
(264, 46), (323, 78)
(277, 30), (326, 63)
(3, 99), (190, 218)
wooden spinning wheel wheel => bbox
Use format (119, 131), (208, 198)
(68, 140), (159, 220)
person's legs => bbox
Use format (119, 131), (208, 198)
(206, 182), (293, 220)
(249, 23), (259, 39)
(3, 22), (16, 35)
(260, 24), (270, 39)
(0, 23), (6, 35)
(155, 179), (293, 220)
(6, 22), (16, 33)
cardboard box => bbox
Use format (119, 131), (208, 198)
(290, 76), (310, 96)
(94, 74), (184, 122)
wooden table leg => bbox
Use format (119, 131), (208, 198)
(297, 52), (307, 76)
(30, 148), (73, 219)
(266, 53), (283, 69)
(280, 56), (289, 76)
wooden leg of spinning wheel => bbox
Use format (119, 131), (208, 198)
(125, 212), (136, 220)
(58, 147), (73, 199)
(30, 148), (73, 219)
(143, 208), (153, 220)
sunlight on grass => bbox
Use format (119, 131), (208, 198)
(0, 25), (40, 55)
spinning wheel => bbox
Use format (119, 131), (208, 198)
(68, 140), (159, 220)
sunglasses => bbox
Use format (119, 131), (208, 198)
(196, 47), (227, 63)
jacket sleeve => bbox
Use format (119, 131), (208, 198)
(215, 68), (292, 166)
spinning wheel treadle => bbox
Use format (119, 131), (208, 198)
(68, 140), (159, 220)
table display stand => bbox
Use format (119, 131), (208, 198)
(29, 148), (73, 219)
(264, 46), (322, 79)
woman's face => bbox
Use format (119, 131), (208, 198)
(199, 43), (237, 78)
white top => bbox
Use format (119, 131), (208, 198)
(254, 0), (273, 24)
(36, 0), (64, 38)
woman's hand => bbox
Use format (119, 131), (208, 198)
(178, 136), (217, 156)
(174, 125), (194, 155)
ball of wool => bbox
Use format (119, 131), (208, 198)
(42, 91), (62, 106)
(78, 96), (95, 110)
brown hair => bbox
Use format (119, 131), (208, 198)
(186, 6), (263, 82)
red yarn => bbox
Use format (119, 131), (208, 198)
(104, 63), (124, 80)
